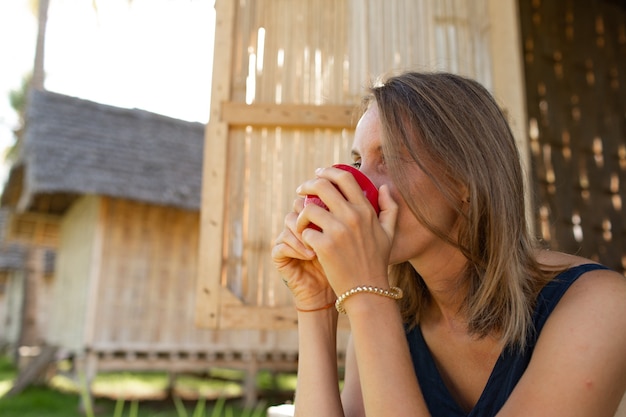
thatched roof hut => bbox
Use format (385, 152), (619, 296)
(2, 89), (204, 214)
(1, 89), (299, 405)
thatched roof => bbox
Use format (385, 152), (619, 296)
(2, 90), (205, 214)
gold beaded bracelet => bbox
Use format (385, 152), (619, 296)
(335, 286), (403, 314)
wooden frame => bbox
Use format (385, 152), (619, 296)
(221, 102), (356, 129)
(196, 0), (530, 331)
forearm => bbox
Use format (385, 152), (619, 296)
(347, 294), (430, 416)
(294, 308), (345, 417)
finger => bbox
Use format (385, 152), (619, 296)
(272, 230), (316, 261)
(377, 184), (398, 239)
(296, 203), (329, 234)
(280, 213), (317, 257)
(312, 167), (376, 215)
(293, 197), (305, 213)
(329, 167), (371, 206)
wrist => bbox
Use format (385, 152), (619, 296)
(335, 285), (403, 314)
(296, 301), (336, 313)
(292, 287), (337, 313)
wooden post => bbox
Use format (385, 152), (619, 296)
(196, 0), (237, 328)
(488, 0), (533, 228)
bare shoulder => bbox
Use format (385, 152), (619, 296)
(501, 250), (626, 416)
(556, 263), (626, 328)
(535, 248), (607, 269)
(531, 257), (626, 413)
(539, 248), (626, 329)
(536, 249), (626, 302)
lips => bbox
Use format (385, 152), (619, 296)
(304, 164), (380, 230)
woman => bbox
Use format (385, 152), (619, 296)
(271, 72), (626, 416)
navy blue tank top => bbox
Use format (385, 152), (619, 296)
(405, 263), (609, 417)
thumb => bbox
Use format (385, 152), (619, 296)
(377, 184), (398, 239)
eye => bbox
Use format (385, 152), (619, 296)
(351, 161), (362, 169)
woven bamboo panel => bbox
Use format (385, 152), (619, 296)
(25, 248), (56, 346)
(222, 127), (353, 307)
(90, 196), (300, 357)
(520, 0), (626, 273)
(205, 0), (495, 317)
(0, 272), (8, 343)
(0, 271), (23, 346)
(94, 196), (216, 348)
(231, 0), (492, 105)
(7, 213), (59, 248)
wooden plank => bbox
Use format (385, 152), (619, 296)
(220, 305), (298, 330)
(50, 196), (99, 351)
(220, 304), (350, 330)
(487, 0), (533, 228)
(196, 0), (237, 329)
(221, 102), (358, 129)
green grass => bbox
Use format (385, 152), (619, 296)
(0, 387), (255, 417)
(0, 385), (113, 417)
(0, 355), (294, 417)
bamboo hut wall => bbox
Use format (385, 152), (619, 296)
(1, 266), (55, 350)
(20, 248), (56, 347)
(33, 266), (54, 346)
(0, 271), (25, 347)
(92, 196), (215, 350)
(84, 196), (299, 358)
(203, 0), (495, 317)
(520, 0), (626, 274)
(0, 276), (7, 346)
(6, 213), (59, 249)
(46, 196), (99, 351)
(234, 0), (492, 106)
(0, 211), (58, 349)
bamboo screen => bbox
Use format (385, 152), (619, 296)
(519, 0), (626, 274)
(92, 197), (215, 350)
(198, 0), (495, 328)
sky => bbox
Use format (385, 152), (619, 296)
(0, 0), (215, 176)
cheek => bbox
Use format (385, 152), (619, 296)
(386, 186), (458, 259)
(393, 201), (424, 240)
(388, 193), (424, 255)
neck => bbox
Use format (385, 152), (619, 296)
(410, 247), (470, 330)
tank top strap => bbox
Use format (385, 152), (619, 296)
(532, 263), (609, 337)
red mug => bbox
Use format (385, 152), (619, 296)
(304, 164), (380, 230)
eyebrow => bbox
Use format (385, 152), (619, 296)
(351, 146), (383, 158)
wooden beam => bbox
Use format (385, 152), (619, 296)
(219, 304), (351, 330)
(221, 102), (359, 129)
(488, 0), (534, 230)
(219, 305), (299, 330)
(196, 0), (237, 329)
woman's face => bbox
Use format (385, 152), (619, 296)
(350, 105), (463, 269)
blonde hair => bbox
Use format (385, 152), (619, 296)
(369, 72), (552, 350)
